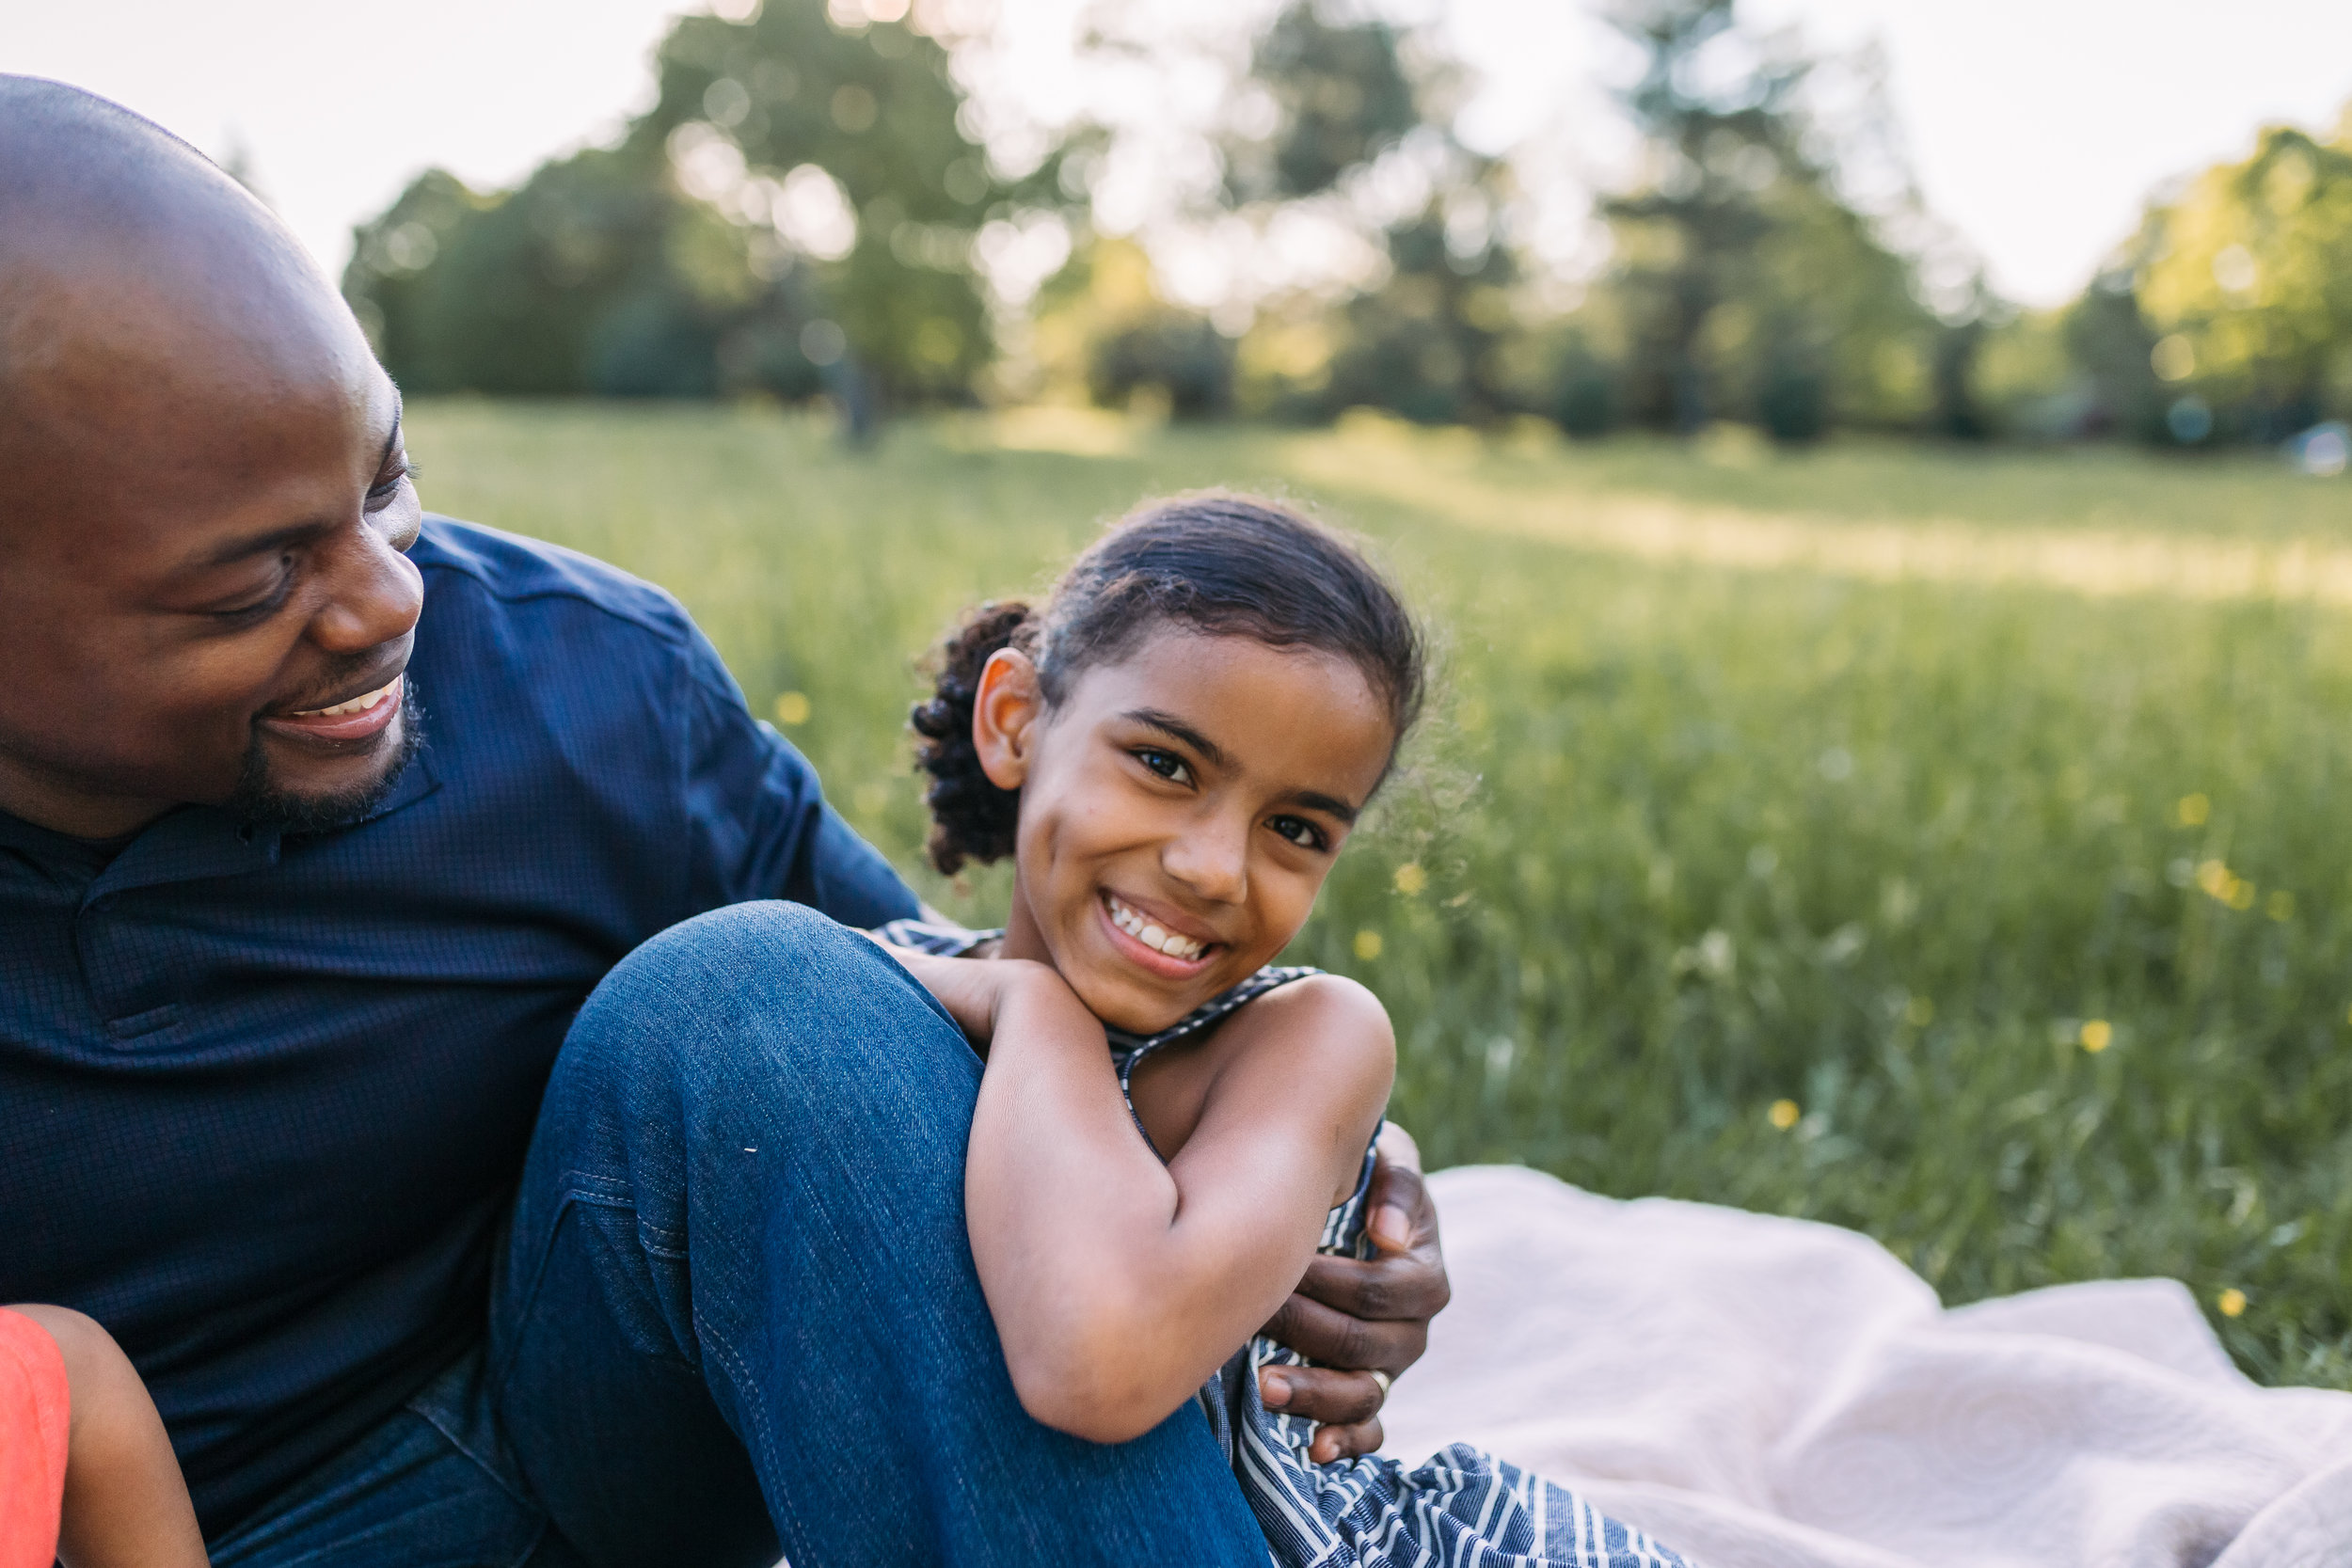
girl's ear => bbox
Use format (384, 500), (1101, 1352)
(972, 647), (1042, 791)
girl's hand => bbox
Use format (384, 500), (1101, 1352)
(877, 946), (1082, 1057)
(874, 944), (1001, 1041)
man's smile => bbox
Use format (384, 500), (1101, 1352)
(259, 672), (405, 744)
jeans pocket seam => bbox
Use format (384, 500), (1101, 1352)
(490, 1188), (638, 1399)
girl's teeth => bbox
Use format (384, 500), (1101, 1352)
(1107, 896), (1204, 959)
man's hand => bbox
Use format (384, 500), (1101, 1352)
(1256, 1124), (1448, 1462)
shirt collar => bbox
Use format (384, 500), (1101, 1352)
(0, 747), (441, 898)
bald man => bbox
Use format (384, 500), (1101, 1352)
(0, 78), (1450, 1567)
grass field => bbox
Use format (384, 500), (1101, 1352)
(406, 400), (2352, 1388)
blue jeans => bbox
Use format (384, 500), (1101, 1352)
(209, 902), (1272, 1567)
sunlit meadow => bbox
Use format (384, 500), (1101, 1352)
(407, 401), (2352, 1388)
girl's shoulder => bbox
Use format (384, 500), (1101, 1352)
(1130, 968), (1395, 1096)
(1204, 970), (1395, 1068)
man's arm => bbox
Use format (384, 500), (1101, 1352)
(674, 630), (919, 927)
(1256, 1122), (1450, 1462)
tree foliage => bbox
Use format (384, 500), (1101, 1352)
(1219, 2), (1523, 425)
(1585, 0), (1943, 440)
(1222, 3), (1422, 203)
(2130, 125), (2352, 439)
(347, 150), (819, 400)
(346, 0), (1009, 409)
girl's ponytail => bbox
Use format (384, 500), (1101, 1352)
(910, 600), (1033, 874)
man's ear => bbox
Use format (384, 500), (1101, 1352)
(972, 648), (1042, 791)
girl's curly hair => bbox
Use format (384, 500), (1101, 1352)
(910, 490), (1425, 876)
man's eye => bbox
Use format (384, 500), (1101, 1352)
(212, 565), (294, 625)
(364, 460), (416, 514)
(1135, 748), (1191, 784)
(1269, 816), (1328, 851)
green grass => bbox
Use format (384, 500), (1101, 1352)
(406, 400), (2352, 1388)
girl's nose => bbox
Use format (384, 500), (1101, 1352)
(1163, 816), (1248, 904)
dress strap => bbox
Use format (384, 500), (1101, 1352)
(1109, 966), (1324, 1158)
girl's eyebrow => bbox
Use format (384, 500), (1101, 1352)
(1282, 788), (1360, 826)
(1124, 708), (1361, 824)
(1122, 708), (1231, 769)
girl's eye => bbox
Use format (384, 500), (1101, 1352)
(1268, 815), (1329, 852)
(1134, 748), (1192, 785)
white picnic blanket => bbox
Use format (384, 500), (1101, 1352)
(1378, 1165), (2352, 1568)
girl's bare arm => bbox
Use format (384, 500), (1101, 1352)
(8, 1305), (208, 1568)
(900, 951), (1393, 1444)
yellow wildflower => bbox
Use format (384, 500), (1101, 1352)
(773, 691), (813, 725)
(1393, 863), (1428, 896)
(2176, 792), (2211, 827)
(1768, 1099), (1801, 1131)
(2217, 1288), (2248, 1319)
(1353, 929), (1384, 961)
(2080, 1019), (2113, 1053)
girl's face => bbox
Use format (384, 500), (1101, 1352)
(974, 628), (1397, 1035)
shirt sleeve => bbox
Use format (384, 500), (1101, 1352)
(673, 625), (920, 928)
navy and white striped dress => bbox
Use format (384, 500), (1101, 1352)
(877, 919), (1694, 1568)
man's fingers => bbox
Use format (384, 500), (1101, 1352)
(1290, 1244), (1451, 1325)
(1309, 1416), (1385, 1464)
(1257, 1363), (1386, 1426)
(1364, 1153), (1434, 1256)
(1260, 1287), (1427, 1373)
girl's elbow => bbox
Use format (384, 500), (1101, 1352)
(1003, 1339), (1178, 1445)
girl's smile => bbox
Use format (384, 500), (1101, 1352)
(1099, 888), (1219, 973)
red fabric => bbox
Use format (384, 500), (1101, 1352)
(0, 1309), (67, 1568)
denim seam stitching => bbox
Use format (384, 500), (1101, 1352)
(692, 1313), (810, 1549)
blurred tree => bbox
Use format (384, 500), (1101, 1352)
(1597, 0), (1804, 432)
(1969, 307), (2079, 438)
(1929, 310), (1990, 441)
(2061, 269), (2170, 444)
(1584, 0), (1948, 442)
(1551, 332), (1616, 438)
(347, 149), (825, 400)
(2131, 124), (2352, 440)
(1214, 0), (1523, 425)
(1029, 234), (1233, 417)
(345, 0), (1025, 413)
(1220, 2), (1422, 204)
(628, 0), (1027, 406)
(1322, 197), (1520, 425)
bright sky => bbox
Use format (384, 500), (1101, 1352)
(8, 0), (2349, 307)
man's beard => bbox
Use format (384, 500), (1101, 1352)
(223, 683), (429, 835)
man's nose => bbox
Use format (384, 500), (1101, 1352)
(307, 519), (424, 655)
(1163, 812), (1249, 904)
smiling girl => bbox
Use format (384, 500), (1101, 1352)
(877, 494), (1692, 1568)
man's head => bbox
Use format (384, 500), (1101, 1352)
(0, 77), (423, 841)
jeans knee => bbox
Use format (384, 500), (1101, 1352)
(566, 899), (961, 1110)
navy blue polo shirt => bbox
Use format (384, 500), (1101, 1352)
(0, 516), (918, 1535)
